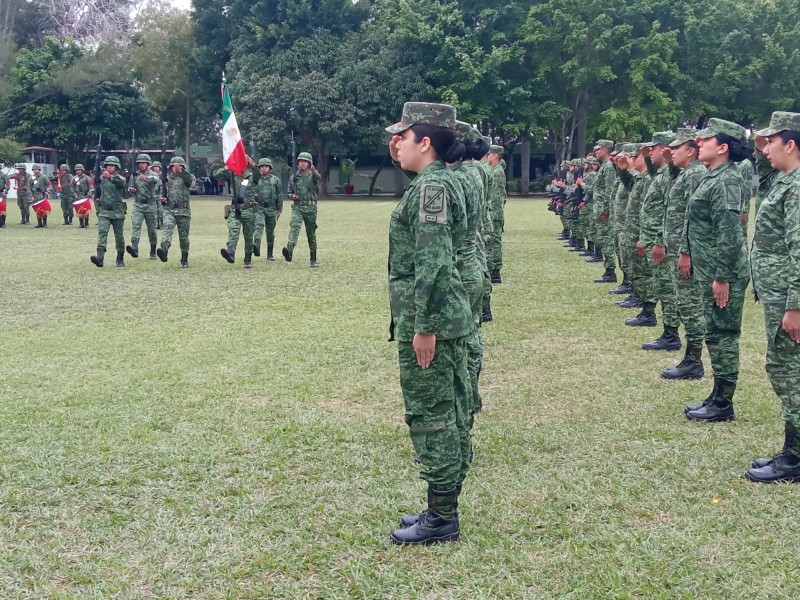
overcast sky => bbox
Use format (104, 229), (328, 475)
(167, 0), (192, 10)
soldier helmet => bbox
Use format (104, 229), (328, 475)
(258, 158), (274, 168)
(169, 156), (186, 166)
(16, 164), (26, 169)
(103, 156), (121, 167)
(297, 152), (313, 164)
(32, 164), (41, 170)
(151, 161), (161, 168)
(74, 164), (85, 171)
(136, 153), (152, 164)
(59, 163), (70, 170)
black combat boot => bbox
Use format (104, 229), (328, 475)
(35, 217), (43, 228)
(253, 241), (261, 257)
(684, 378), (720, 414)
(563, 235), (576, 247)
(220, 245), (235, 264)
(625, 302), (657, 327)
(310, 251), (318, 268)
(617, 293), (643, 308)
(391, 485), (460, 545)
(490, 270), (502, 284)
(149, 244), (157, 260)
(90, 247), (105, 268)
(482, 297), (493, 323)
(746, 423), (800, 483)
(244, 252), (252, 269)
(662, 343), (704, 380)
(569, 239), (585, 252)
(156, 241), (169, 262)
(642, 326), (682, 351)
(42, 215), (48, 227)
(594, 268), (617, 283)
(68, 215), (73, 224)
(400, 484), (462, 528)
(0, 215), (5, 227)
(63, 216), (69, 225)
(78, 217), (84, 228)
(686, 377), (735, 422)
(282, 242), (294, 262)
(180, 251), (188, 269)
(586, 247), (603, 263)
(579, 241), (594, 257)
(609, 281), (632, 295)
(557, 229), (569, 240)
(115, 250), (125, 267)
(267, 244), (275, 261)
(126, 241), (139, 258)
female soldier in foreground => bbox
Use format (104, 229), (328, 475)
(682, 119), (750, 422)
(745, 112), (800, 483)
(385, 103), (473, 545)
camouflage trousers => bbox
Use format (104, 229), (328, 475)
(560, 212), (571, 232)
(622, 235), (653, 303)
(97, 216), (125, 252)
(763, 301), (800, 428)
(399, 336), (472, 488)
(17, 194), (30, 221)
(226, 207), (256, 255)
(463, 274), (484, 417)
(593, 206), (617, 269)
(649, 252), (680, 329)
(577, 206), (591, 241)
(671, 261), (705, 346)
(486, 219), (504, 271)
(287, 204), (317, 252)
(162, 211), (190, 253)
(156, 202), (164, 228)
(130, 204), (158, 246)
(254, 210), (278, 251)
(61, 196), (74, 221)
(614, 228), (626, 273)
(701, 276), (748, 383)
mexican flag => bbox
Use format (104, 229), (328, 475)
(221, 77), (247, 176)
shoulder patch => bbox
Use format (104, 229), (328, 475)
(419, 184), (447, 224)
(723, 181), (742, 211)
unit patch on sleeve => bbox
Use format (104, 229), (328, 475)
(419, 184), (447, 224)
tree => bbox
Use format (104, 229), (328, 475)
(0, 136), (24, 165)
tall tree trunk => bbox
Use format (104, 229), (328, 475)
(520, 135), (531, 195)
(317, 140), (330, 197)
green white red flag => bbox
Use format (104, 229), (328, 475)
(221, 77), (247, 176)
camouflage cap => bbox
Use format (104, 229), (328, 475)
(59, 163), (69, 170)
(151, 161), (161, 168)
(454, 120), (480, 141)
(696, 118), (746, 140)
(611, 142), (625, 156)
(258, 158), (273, 168)
(16, 163), (26, 169)
(136, 153), (152, 164)
(593, 139), (614, 150)
(297, 152), (313, 164)
(385, 102), (457, 134)
(489, 145), (504, 155)
(669, 128), (698, 148)
(32, 164), (41, 170)
(643, 131), (676, 147)
(74, 164), (85, 170)
(755, 111), (800, 137)
(585, 156), (599, 165)
(622, 143), (642, 158)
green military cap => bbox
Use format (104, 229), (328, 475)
(151, 161), (161, 168)
(454, 120), (480, 141)
(593, 139), (614, 150)
(170, 156), (186, 166)
(489, 144), (504, 155)
(586, 156), (599, 165)
(385, 102), (457, 134)
(136, 153), (152, 163)
(258, 158), (273, 168)
(696, 118), (746, 140)
(622, 143), (642, 157)
(74, 164), (85, 170)
(755, 111), (800, 137)
(643, 131), (676, 147)
(297, 152), (313, 164)
(32, 164), (41, 170)
(669, 128), (698, 147)
(104, 156), (121, 167)
(59, 163), (69, 170)
(610, 142), (625, 156)
(16, 164), (27, 169)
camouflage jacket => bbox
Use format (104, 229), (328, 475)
(450, 161), (483, 284)
(754, 151), (778, 218)
(612, 179), (629, 233)
(10, 171), (31, 195)
(582, 170), (598, 203)
(488, 164), (506, 222)
(686, 160), (749, 284)
(593, 160), (616, 213)
(751, 167), (800, 309)
(738, 158), (755, 214)
(621, 170), (652, 241)
(289, 169), (321, 204)
(215, 167), (257, 208)
(464, 160), (489, 270)
(252, 171), (283, 215)
(74, 174), (91, 197)
(666, 160), (705, 255)
(639, 164), (672, 249)
(51, 172), (76, 200)
(30, 173), (50, 202)
(388, 160), (472, 342)
(0, 172), (8, 197)
(165, 170), (194, 215)
(96, 173), (126, 219)
(129, 168), (160, 208)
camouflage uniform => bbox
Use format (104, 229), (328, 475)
(578, 159), (597, 246)
(284, 155), (321, 265)
(127, 155), (161, 258)
(252, 160), (283, 259)
(216, 166), (258, 265)
(159, 158), (194, 267)
(30, 168), (51, 226)
(91, 157), (127, 267)
(592, 140), (618, 273)
(486, 145), (506, 280)
(0, 172), (7, 227)
(53, 165), (76, 224)
(684, 119), (750, 421)
(619, 145), (654, 306)
(738, 158), (755, 236)
(385, 102), (472, 545)
(11, 167), (32, 224)
(611, 154), (630, 274)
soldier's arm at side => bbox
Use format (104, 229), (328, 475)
(784, 188), (800, 310)
(711, 182), (745, 283)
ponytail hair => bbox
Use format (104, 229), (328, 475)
(465, 138), (490, 161)
(715, 133), (750, 163)
(410, 124), (465, 163)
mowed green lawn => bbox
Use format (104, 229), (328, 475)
(1, 197), (798, 599)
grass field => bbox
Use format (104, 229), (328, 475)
(1, 197), (799, 599)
